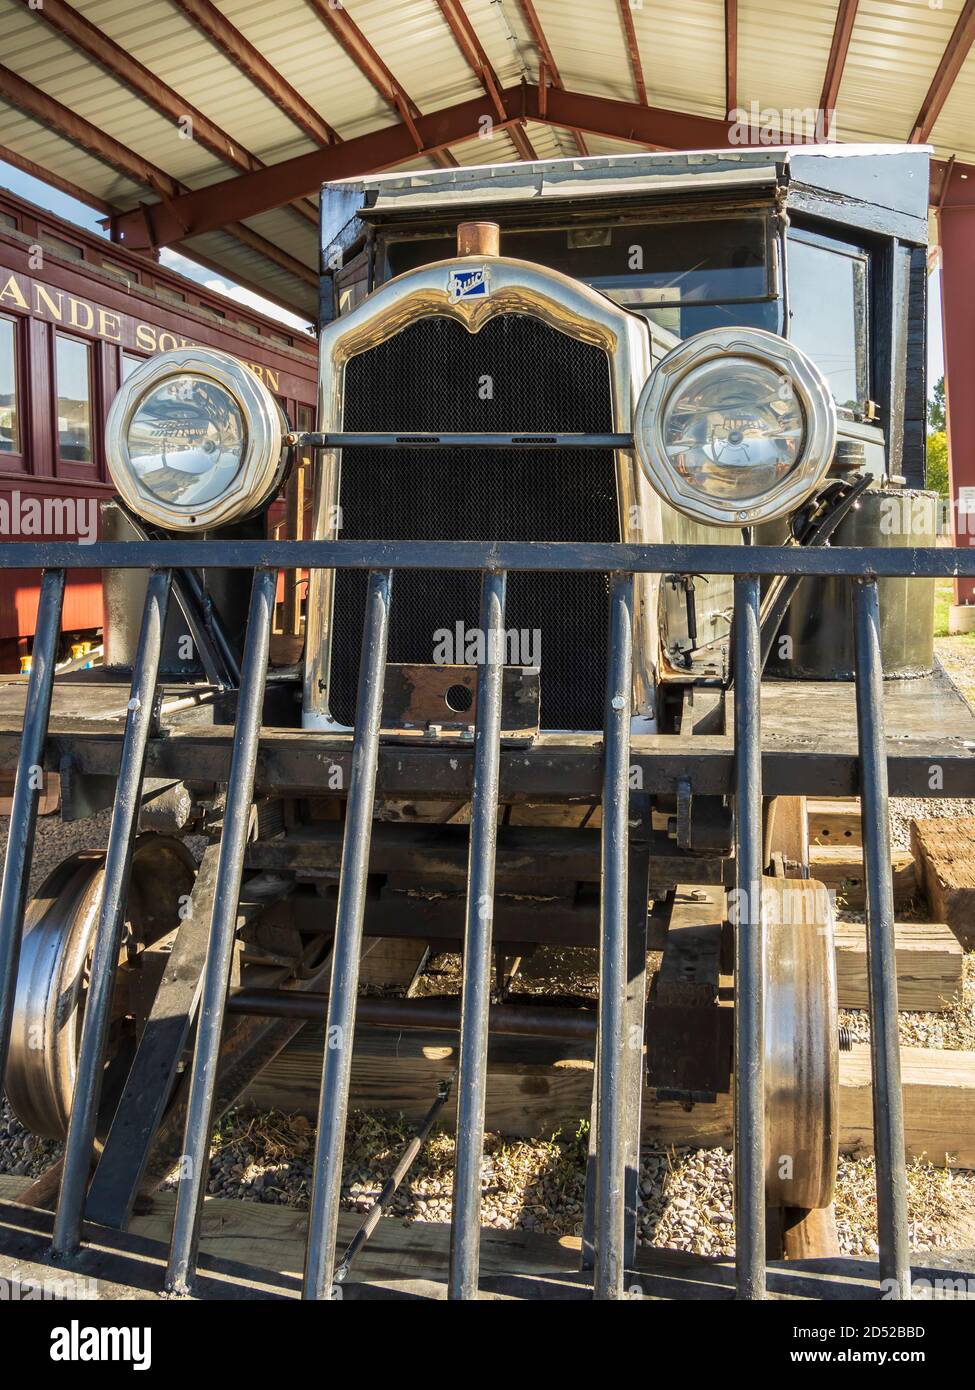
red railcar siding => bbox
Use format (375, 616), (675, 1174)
(0, 186), (318, 666)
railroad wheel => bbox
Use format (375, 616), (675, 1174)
(764, 794), (809, 877)
(4, 834), (195, 1139)
(762, 876), (839, 1211)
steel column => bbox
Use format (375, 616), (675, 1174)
(593, 571), (634, 1300)
(733, 573), (766, 1300)
(165, 568), (277, 1294)
(853, 577), (911, 1298)
(0, 567), (64, 1077)
(303, 569), (393, 1301)
(52, 568), (173, 1255)
(448, 568), (507, 1301)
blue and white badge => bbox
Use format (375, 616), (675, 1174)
(448, 267), (490, 301)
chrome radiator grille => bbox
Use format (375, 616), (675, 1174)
(329, 313), (618, 729)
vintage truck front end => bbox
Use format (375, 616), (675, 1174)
(0, 145), (970, 1302)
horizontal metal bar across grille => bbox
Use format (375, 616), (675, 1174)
(2, 541), (975, 577)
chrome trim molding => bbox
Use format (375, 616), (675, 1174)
(303, 255), (661, 731)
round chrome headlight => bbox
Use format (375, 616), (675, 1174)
(633, 328), (837, 527)
(105, 348), (287, 532)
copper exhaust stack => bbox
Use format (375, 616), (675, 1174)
(457, 221), (500, 256)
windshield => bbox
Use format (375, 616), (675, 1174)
(386, 216), (780, 340)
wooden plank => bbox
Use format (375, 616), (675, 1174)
(5, 1178), (964, 1300)
(910, 817), (975, 949)
(358, 937), (428, 988)
(807, 797), (861, 848)
(248, 1037), (975, 1168)
(834, 919), (963, 1012)
(810, 845), (916, 911)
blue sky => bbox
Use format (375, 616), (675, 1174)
(0, 160), (313, 333)
(1, 157), (945, 395)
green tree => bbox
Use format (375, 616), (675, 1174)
(927, 428), (949, 496)
(929, 376), (946, 431)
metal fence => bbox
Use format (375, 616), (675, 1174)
(1, 531), (975, 1302)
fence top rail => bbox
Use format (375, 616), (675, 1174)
(0, 540), (972, 579)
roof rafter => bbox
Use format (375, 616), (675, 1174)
(170, 0), (339, 148)
(29, 0), (319, 227)
(0, 63), (317, 294)
(616, 0), (648, 105)
(725, 0), (738, 116)
(909, 0), (975, 143)
(434, 0), (539, 161)
(306, 0), (456, 168)
(819, 0), (859, 119)
(516, 0), (588, 155)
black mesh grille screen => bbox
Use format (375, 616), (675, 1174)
(329, 313), (618, 729)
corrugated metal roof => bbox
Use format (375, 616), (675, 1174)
(0, 0), (970, 319)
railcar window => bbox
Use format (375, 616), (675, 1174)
(55, 334), (92, 463)
(0, 316), (18, 454)
(0, 212), (16, 231)
(156, 285), (186, 304)
(121, 352), (145, 380)
(787, 228), (868, 411)
(40, 231), (84, 262)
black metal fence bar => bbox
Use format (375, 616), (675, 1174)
(303, 569), (393, 1301)
(0, 567), (64, 1078)
(853, 577), (911, 1298)
(448, 569), (508, 1302)
(733, 574), (766, 1300)
(594, 572), (634, 1301)
(165, 568), (278, 1295)
(52, 568), (173, 1257)
(1, 540), (974, 580)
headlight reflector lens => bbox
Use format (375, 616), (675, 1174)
(106, 348), (286, 531)
(127, 376), (247, 508)
(634, 328), (836, 526)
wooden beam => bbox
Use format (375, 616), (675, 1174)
(251, 1032), (975, 1169)
(170, 0), (339, 147)
(819, 0), (859, 118)
(809, 845), (917, 912)
(725, 0), (738, 116)
(517, 0), (588, 155)
(435, 0), (539, 160)
(616, 0), (648, 104)
(910, 0), (975, 143)
(0, 64), (316, 298)
(29, 0), (318, 227)
(834, 920), (963, 1012)
(911, 816), (975, 948)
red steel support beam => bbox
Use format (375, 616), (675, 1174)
(29, 0), (318, 227)
(725, 0), (738, 116)
(435, 0), (539, 161)
(819, 0), (859, 117)
(171, 0), (339, 147)
(0, 63), (316, 292)
(110, 89), (521, 248)
(307, 0), (456, 168)
(910, 0), (975, 143)
(517, 0), (588, 155)
(937, 168), (975, 603)
(617, 0), (648, 105)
